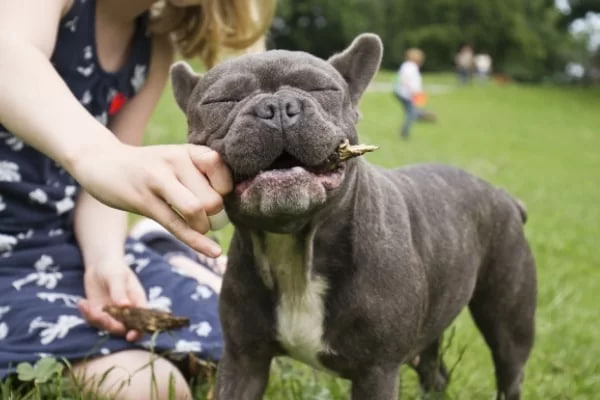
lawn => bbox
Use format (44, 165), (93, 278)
(7, 73), (598, 399)
(144, 72), (600, 399)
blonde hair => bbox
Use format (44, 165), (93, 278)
(405, 48), (425, 65)
(151, 0), (276, 68)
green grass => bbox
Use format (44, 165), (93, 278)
(7, 74), (598, 399)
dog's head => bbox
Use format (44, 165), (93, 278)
(171, 34), (382, 232)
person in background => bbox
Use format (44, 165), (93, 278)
(394, 48), (436, 139)
(0, 0), (274, 398)
(474, 53), (493, 82)
(455, 43), (474, 85)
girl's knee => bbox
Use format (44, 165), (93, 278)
(71, 349), (192, 399)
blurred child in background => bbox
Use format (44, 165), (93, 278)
(394, 48), (436, 139)
(455, 43), (474, 85)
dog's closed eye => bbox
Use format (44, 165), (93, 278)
(309, 87), (340, 93)
(201, 98), (241, 105)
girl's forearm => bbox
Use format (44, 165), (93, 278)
(0, 37), (119, 176)
(74, 190), (128, 269)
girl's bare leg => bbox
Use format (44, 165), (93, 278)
(70, 349), (192, 400)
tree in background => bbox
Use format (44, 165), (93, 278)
(269, 0), (577, 82)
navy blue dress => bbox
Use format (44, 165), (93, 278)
(0, 0), (222, 377)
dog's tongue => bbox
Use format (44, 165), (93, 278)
(235, 167), (342, 217)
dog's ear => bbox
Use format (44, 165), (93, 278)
(170, 61), (201, 112)
(328, 33), (383, 106)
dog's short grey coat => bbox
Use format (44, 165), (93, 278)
(171, 34), (537, 400)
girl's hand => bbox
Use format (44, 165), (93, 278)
(78, 261), (148, 342)
(72, 142), (232, 258)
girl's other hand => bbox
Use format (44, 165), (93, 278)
(72, 142), (232, 258)
(78, 261), (147, 342)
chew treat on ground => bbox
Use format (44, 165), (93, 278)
(103, 305), (190, 333)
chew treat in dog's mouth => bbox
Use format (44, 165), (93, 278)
(322, 139), (378, 170)
(103, 305), (190, 334)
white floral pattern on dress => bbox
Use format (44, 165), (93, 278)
(80, 90), (92, 105)
(29, 189), (48, 204)
(95, 112), (108, 125)
(76, 64), (94, 77)
(0, 234), (18, 253)
(28, 315), (85, 345)
(0, 131), (23, 151)
(174, 339), (202, 353)
(0, 306), (10, 341)
(0, 161), (21, 182)
(83, 45), (92, 60)
(63, 16), (78, 32)
(55, 185), (76, 215)
(37, 292), (82, 308)
(147, 286), (171, 312)
(131, 242), (146, 253)
(12, 254), (63, 291)
(130, 65), (147, 93)
(0, 324), (7, 341)
(0, 195), (5, 212)
(16, 229), (34, 241)
(189, 321), (212, 337)
(191, 284), (213, 301)
(125, 253), (151, 274)
(48, 229), (64, 237)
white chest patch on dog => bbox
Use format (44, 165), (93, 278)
(255, 232), (332, 371)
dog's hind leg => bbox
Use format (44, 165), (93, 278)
(351, 364), (400, 400)
(468, 229), (536, 400)
(411, 338), (449, 398)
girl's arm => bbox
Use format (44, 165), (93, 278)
(75, 35), (176, 340)
(0, 1), (231, 257)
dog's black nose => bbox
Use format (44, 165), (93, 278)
(282, 98), (301, 128)
(253, 96), (302, 130)
(254, 98), (278, 121)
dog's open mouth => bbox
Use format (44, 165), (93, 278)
(233, 151), (346, 197)
(229, 141), (377, 218)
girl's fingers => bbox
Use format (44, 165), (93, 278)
(176, 161), (224, 217)
(108, 275), (131, 307)
(79, 300), (140, 341)
(154, 175), (211, 234)
(127, 278), (148, 309)
(147, 194), (222, 257)
(78, 299), (126, 335)
(126, 330), (142, 342)
(187, 145), (233, 196)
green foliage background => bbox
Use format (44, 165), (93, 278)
(269, 0), (580, 82)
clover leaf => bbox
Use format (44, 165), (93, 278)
(16, 357), (64, 384)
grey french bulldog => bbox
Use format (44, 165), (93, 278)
(170, 34), (537, 400)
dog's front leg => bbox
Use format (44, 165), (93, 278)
(351, 364), (400, 400)
(214, 349), (272, 400)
